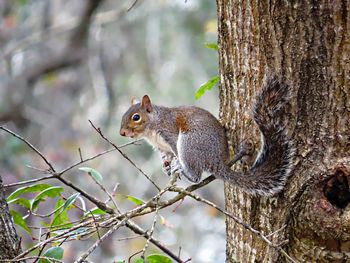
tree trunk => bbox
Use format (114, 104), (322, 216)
(0, 177), (21, 260)
(217, 1), (350, 262)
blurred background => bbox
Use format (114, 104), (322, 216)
(0, 0), (225, 262)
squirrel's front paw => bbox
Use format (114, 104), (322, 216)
(161, 152), (174, 177)
(170, 158), (183, 177)
(162, 160), (172, 177)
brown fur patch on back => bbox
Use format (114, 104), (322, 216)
(176, 113), (190, 132)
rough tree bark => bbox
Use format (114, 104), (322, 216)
(0, 177), (21, 260)
(217, 1), (350, 262)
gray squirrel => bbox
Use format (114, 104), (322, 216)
(120, 75), (294, 196)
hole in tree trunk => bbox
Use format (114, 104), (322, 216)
(323, 168), (350, 209)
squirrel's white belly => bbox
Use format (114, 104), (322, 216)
(144, 130), (173, 153)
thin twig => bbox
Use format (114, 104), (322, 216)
(58, 139), (141, 175)
(31, 201), (66, 218)
(265, 225), (287, 238)
(75, 219), (127, 263)
(0, 256), (63, 262)
(4, 140), (141, 189)
(116, 235), (141, 241)
(25, 165), (50, 173)
(127, 0), (140, 11)
(128, 250), (142, 263)
(86, 166), (121, 213)
(141, 198), (159, 259)
(0, 126), (55, 172)
(78, 148), (83, 162)
(108, 182), (120, 202)
(33, 227), (47, 263)
(4, 175), (56, 188)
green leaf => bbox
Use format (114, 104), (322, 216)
(41, 246), (64, 263)
(127, 195), (145, 206)
(8, 197), (31, 209)
(51, 199), (70, 229)
(135, 259), (144, 263)
(79, 167), (103, 183)
(204, 42), (218, 51)
(7, 184), (53, 202)
(83, 207), (107, 217)
(10, 210), (32, 234)
(195, 76), (220, 100)
(147, 254), (173, 263)
(51, 193), (79, 228)
(62, 193), (80, 211)
(51, 199), (67, 228)
(31, 186), (64, 211)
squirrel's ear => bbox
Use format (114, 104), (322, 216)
(141, 95), (153, 113)
(131, 96), (139, 105)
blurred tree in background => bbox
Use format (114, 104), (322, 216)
(1, 0), (225, 262)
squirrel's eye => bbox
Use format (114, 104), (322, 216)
(132, 113), (141, 122)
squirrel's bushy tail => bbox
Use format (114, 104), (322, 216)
(224, 75), (295, 196)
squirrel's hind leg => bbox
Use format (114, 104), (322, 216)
(171, 158), (201, 183)
(227, 140), (255, 167)
(174, 133), (203, 183)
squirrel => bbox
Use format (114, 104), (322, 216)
(119, 75), (295, 196)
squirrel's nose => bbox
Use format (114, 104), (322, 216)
(120, 128), (127, 137)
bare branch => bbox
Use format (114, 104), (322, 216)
(141, 199), (159, 260)
(4, 175), (56, 188)
(54, 176), (114, 214)
(75, 219), (127, 263)
(0, 256), (63, 262)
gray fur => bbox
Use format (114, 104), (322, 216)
(120, 75), (295, 196)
